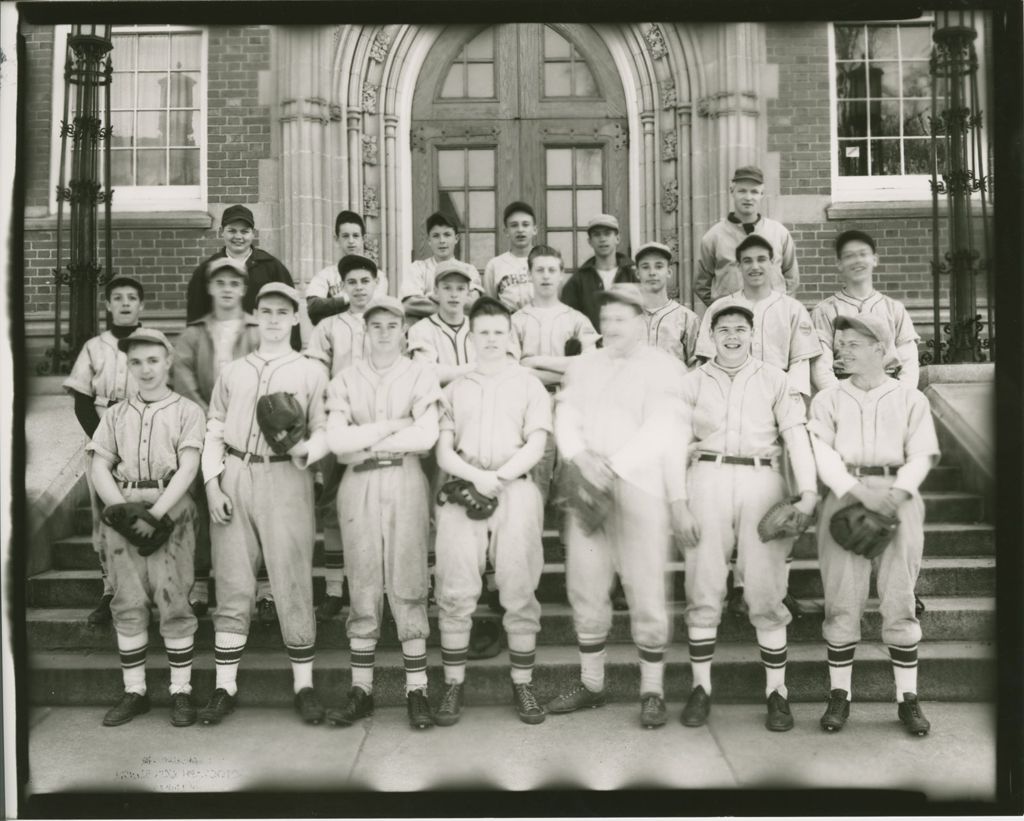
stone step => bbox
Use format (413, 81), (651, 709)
(48, 520), (996, 572)
(28, 640), (996, 707)
(27, 556), (996, 608)
(25, 596), (994, 653)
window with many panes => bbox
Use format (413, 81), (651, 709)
(440, 30), (495, 99)
(436, 147), (498, 270)
(50, 25), (207, 211)
(542, 26), (598, 98)
(545, 146), (604, 270)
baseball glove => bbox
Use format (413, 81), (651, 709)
(436, 478), (499, 520)
(564, 337), (582, 357)
(757, 496), (815, 542)
(101, 502), (175, 556)
(559, 457), (613, 534)
(829, 502), (900, 560)
(256, 392), (306, 455)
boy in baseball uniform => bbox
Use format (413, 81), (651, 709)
(63, 275), (143, 625)
(401, 212), (482, 302)
(304, 254), (379, 622)
(559, 214), (638, 331)
(432, 296), (552, 726)
(406, 264), (478, 386)
(808, 314), (939, 736)
(675, 304), (818, 732)
(634, 241), (700, 368)
(322, 296), (443, 731)
(306, 211), (389, 326)
(172, 257), (260, 616)
(547, 284), (688, 729)
(811, 230), (921, 391)
(482, 201), (539, 311)
(695, 166), (799, 306)
(88, 328), (205, 727)
(200, 282), (331, 726)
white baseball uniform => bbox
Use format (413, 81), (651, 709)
(811, 290), (921, 390)
(483, 252), (533, 311)
(642, 299), (701, 368)
(307, 263), (390, 304)
(202, 351), (329, 663)
(406, 314), (475, 370)
(808, 379), (939, 648)
(400, 257), (482, 301)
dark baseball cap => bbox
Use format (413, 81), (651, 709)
(709, 303), (755, 329)
(338, 254), (378, 279)
(731, 166), (764, 185)
(221, 204), (255, 227)
(206, 257), (248, 281)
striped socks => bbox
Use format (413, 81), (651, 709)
(578, 637), (607, 693)
(441, 630), (470, 685)
(687, 626), (717, 694)
(403, 638), (428, 694)
(508, 633), (536, 685)
(323, 530), (345, 599)
(638, 645), (665, 697)
(214, 631), (246, 696)
(117, 631), (148, 695)
(827, 641), (856, 697)
(287, 643), (315, 694)
(888, 643), (919, 702)
(757, 627), (788, 699)
(350, 637), (376, 694)
(164, 635), (194, 695)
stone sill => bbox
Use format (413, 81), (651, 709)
(24, 211), (214, 232)
(826, 200), (989, 221)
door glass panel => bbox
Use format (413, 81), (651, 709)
(575, 189), (603, 222)
(545, 144), (606, 270)
(469, 233), (495, 270)
(542, 26), (599, 98)
(440, 28), (495, 99)
(438, 147), (497, 266)
(575, 64), (598, 96)
(465, 29), (494, 59)
(547, 231), (574, 264)
(441, 66), (464, 98)
(466, 64), (494, 98)
(468, 191), (496, 228)
(441, 191), (466, 224)
(438, 150), (465, 187)
(546, 148), (572, 185)
(467, 149), (495, 185)
(544, 63), (572, 97)
(546, 190), (573, 227)
(543, 27), (572, 58)
(575, 148), (602, 185)
(576, 232), (591, 266)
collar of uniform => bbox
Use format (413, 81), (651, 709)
(727, 212), (762, 227)
(839, 374), (900, 401)
(126, 390), (178, 412)
(644, 299), (678, 318)
(836, 288), (880, 309)
(248, 349), (301, 367)
(341, 310), (367, 329)
(463, 359), (520, 386)
(703, 355), (758, 378)
(189, 311), (258, 328)
(428, 313), (467, 335)
(731, 288), (782, 309)
(355, 354), (412, 384)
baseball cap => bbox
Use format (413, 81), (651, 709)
(586, 214), (620, 233)
(206, 256), (249, 281)
(221, 204), (255, 227)
(338, 254), (378, 279)
(364, 295), (406, 321)
(731, 165), (764, 184)
(634, 241), (672, 263)
(117, 327), (173, 355)
(434, 262), (473, 284)
(834, 314), (900, 367)
(255, 281), (300, 309)
(596, 283), (645, 312)
(104, 275), (145, 301)
(402, 295), (439, 319)
(709, 303), (755, 329)
(835, 229), (877, 256)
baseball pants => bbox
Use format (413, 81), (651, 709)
(211, 457), (316, 649)
(315, 455), (345, 582)
(339, 457), (431, 642)
(818, 476), (925, 647)
(85, 468), (113, 597)
(103, 487), (198, 640)
(190, 474), (212, 584)
(682, 460), (793, 631)
(565, 478), (671, 649)
(434, 477), (545, 637)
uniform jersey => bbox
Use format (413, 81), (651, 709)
(811, 290), (920, 379)
(304, 310), (370, 378)
(87, 392), (206, 482)
(400, 257), (482, 300)
(406, 314), (474, 368)
(642, 299), (701, 367)
(696, 290), (821, 371)
(306, 263), (389, 302)
(680, 357), (807, 462)
(511, 304), (598, 358)
(483, 252), (533, 311)
(63, 331), (137, 412)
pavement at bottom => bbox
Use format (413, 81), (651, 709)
(27, 702), (995, 797)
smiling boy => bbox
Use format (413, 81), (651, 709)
(306, 211), (390, 326)
(634, 241), (700, 368)
(401, 212), (482, 303)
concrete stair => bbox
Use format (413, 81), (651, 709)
(26, 456), (995, 707)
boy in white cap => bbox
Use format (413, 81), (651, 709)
(483, 201), (539, 311)
(88, 328), (206, 727)
(695, 166), (799, 306)
(808, 313), (938, 736)
(306, 211), (389, 325)
(634, 241), (700, 368)
(560, 214), (638, 331)
(406, 263), (479, 386)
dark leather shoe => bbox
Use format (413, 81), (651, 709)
(782, 591), (804, 618)
(766, 690), (794, 732)
(315, 595), (345, 623)
(257, 598), (278, 625)
(898, 693), (931, 736)
(915, 594), (926, 617)
(727, 587), (748, 616)
(170, 692), (197, 727)
(435, 682), (464, 727)
(326, 687), (374, 727)
(407, 688), (434, 729)
(295, 687), (325, 725)
(820, 689), (850, 732)
(546, 681), (606, 714)
(198, 688), (236, 725)
(680, 685), (711, 727)
(640, 692), (667, 728)
(103, 691), (150, 726)
(88, 594), (113, 626)
(512, 682), (546, 725)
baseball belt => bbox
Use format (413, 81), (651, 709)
(352, 457), (405, 472)
(696, 453), (774, 468)
(120, 471), (177, 489)
(226, 445), (291, 464)
(846, 464), (902, 477)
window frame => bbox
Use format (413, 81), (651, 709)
(48, 23), (208, 213)
(828, 15), (987, 203)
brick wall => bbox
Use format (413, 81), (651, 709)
(21, 24), (55, 212)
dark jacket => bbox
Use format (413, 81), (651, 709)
(171, 313), (260, 411)
(559, 253), (639, 331)
(186, 247), (300, 349)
